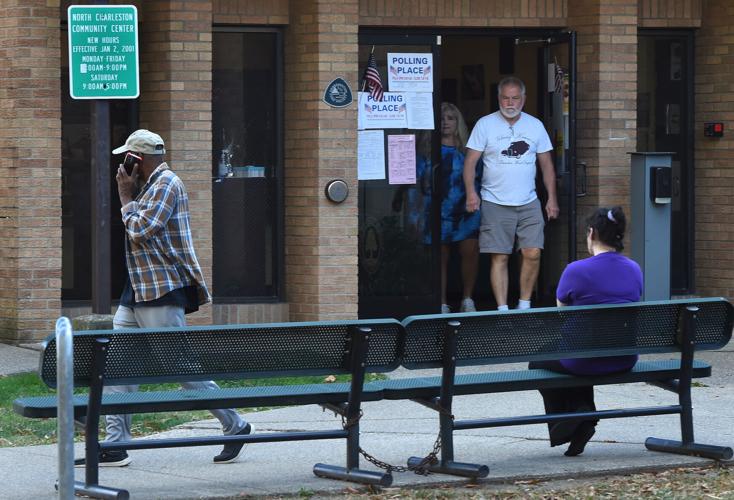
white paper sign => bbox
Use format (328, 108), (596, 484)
(357, 130), (385, 180)
(405, 92), (434, 130)
(358, 92), (407, 129)
(387, 53), (433, 92)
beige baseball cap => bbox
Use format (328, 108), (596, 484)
(112, 129), (166, 155)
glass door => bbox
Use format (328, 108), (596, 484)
(358, 33), (442, 319)
(536, 31), (578, 305)
(638, 31), (694, 293)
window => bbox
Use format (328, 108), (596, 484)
(61, 27), (137, 303)
(212, 29), (283, 301)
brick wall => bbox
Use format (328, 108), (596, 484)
(284, 0), (359, 320)
(359, 0), (566, 26)
(213, 0), (288, 24)
(0, 1), (62, 343)
(639, 0), (701, 27)
(694, 0), (734, 299)
(568, 0), (638, 255)
(139, 1), (214, 325)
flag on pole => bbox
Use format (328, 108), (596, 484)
(554, 64), (564, 94)
(363, 52), (384, 102)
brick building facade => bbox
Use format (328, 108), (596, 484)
(0, 0), (731, 344)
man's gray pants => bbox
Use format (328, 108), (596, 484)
(104, 305), (247, 443)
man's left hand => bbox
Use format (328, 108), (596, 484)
(116, 164), (139, 206)
(546, 199), (560, 220)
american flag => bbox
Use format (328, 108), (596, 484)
(555, 64), (564, 94)
(363, 52), (384, 102)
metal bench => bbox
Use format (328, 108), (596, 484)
(13, 319), (404, 498)
(388, 298), (733, 478)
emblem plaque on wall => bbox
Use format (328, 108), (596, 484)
(323, 77), (353, 108)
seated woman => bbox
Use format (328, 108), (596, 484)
(530, 206), (643, 456)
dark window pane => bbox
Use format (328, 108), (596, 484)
(212, 31), (281, 300)
(61, 30), (136, 302)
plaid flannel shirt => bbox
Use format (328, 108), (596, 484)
(120, 163), (211, 305)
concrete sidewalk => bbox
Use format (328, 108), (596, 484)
(1, 343), (733, 499)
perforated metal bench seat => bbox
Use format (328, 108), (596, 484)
(380, 359), (712, 400)
(13, 380), (388, 419)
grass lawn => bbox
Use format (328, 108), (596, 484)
(0, 371), (383, 448)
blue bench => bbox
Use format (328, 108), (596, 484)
(387, 298), (733, 477)
(14, 319), (404, 498)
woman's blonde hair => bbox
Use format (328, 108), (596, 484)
(441, 102), (468, 154)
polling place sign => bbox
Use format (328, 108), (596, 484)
(67, 5), (139, 99)
(386, 53), (433, 92)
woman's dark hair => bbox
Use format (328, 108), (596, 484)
(585, 206), (626, 251)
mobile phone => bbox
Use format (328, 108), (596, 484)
(122, 152), (142, 175)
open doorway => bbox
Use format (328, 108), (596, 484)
(357, 30), (576, 319)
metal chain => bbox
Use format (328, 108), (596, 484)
(358, 433), (440, 475)
(339, 406), (453, 475)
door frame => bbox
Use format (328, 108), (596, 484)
(357, 27), (578, 315)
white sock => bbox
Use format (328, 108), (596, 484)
(497, 305), (509, 311)
(518, 299), (531, 310)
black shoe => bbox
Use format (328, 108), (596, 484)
(74, 450), (131, 468)
(549, 420), (578, 447)
(565, 422), (596, 456)
(213, 423), (253, 464)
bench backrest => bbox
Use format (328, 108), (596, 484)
(40, 319), (404, 388)
(401, 298), (733, 369)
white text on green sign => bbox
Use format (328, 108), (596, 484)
(68, 5), (139, 99)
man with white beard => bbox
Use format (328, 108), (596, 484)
(463, 76), (559, 311)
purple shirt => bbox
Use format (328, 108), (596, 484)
(556, 252), (643, 375)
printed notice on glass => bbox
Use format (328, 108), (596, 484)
(387, 53), (433, 93)
(405, 92), (434, 130)
(358, 130), (385, 180)
(358, 92), (407, 129)
(387, 134), (416, 185)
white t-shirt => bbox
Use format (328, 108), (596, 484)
(466, 111), (552, 206)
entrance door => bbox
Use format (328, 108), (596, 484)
(535, 32), (578, 305)
(357, 33), (442, 319)
(638, 31), (694, 294)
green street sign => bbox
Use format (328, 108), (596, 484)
(67, 5), (139, 99)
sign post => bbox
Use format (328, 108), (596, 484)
(68, 4), (139, 314)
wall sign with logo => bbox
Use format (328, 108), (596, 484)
(67, 4), (139, 99)
(387, 53), (433, 93)
(323, 77), (353, 108)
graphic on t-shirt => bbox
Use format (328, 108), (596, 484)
(501, 140), (530, 158)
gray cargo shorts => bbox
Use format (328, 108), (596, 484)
(479, 198), (544, 254)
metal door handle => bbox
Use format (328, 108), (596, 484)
(576, 162), (587, 197)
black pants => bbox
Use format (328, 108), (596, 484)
(528, 359), (598, 447)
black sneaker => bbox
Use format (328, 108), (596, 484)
(213, 423), (253, 464)
(74, 450), (131, 468)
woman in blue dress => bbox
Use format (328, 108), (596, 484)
(435, 103), (483, 313)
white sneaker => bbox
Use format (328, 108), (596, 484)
(441, 304), (451, 314)
(460, 298), (476, 312)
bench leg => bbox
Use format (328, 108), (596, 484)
(644, 438), (733, 460)
(74, 481), (130, 500)
(645, 307), (734, 462)
(313, 463), (393, 486)
(406, 457), (489, 478)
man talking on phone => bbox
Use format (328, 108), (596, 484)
(75, 129), (253, 467)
